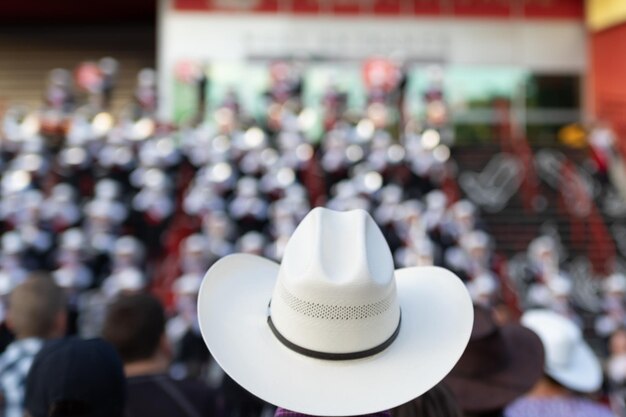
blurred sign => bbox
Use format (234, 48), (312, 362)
(174, 0), (583, 18)
(587, 0), (626, 31)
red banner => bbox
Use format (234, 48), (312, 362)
(173, 0), (583, 18)
(412, 0), (443, 15)
(291, 0), (321, 14)
(451, 0), (511, 18)
(330, 0), (362, 14)
(176, 0), (279, 12)
(372, 0), (403, 15)
(523, 0), (583, 19)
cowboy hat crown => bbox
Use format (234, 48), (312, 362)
(270, 208), (401, 356)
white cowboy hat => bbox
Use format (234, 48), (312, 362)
(198, 207), (473, 416)
(521, 309), (602, 393)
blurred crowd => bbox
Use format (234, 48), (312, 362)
(0, 58), (625, 417)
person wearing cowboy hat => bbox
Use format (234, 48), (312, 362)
(40, 183), (81, 232)
(394, 237), (437, 269)
(607, 327), (626, 391)
(53, 228), (93, 335)
(92, 179), (128, 223)
(197, 207), (474, 416)
(422, 190), (448, 245)
(134, 68), (158, 114)
(320, 128), (352, 188)
(167, 273), (207, 380)
(466, 272), (500, 310)
(14, 189), (54, 271)
(0, 232), (28, 289)
(441, 199), (478, 247)
(201, 211), (235, 265)
(183, 176), (226, 217)
(596, 273), (626, 338)
(83, 199), (123, 278)
(444, 305), (545, 417)
(374, 183), (403, 225)
(505, 310), (615, 417)
(327, 179), (371, 212)
(525, 235), (562, 285)
(132, 168), (174, 226)
(229, 176), (269, 233)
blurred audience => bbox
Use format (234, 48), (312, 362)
(0, 58), (625, 417)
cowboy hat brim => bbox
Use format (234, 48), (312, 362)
(444, 325), (544, 413)
(198, 254), (473, 416)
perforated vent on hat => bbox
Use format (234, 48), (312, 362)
(277, 282), (394, 320)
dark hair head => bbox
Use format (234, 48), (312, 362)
(391, 383), (464, 417)
(25, 337), (125, 417)
(101, 294), (165, 363)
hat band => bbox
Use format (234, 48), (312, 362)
(267, 310), (402, 361)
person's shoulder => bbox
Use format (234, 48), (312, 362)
(503, 396), (538, 417)
(573, 398), (616, 417)
(0, 338), (41, 369)
(505, 397), (616, 417)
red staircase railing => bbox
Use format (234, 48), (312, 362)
(558, 160), (616, 275)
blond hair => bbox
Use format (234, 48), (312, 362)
(8, 273), (65, 338)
